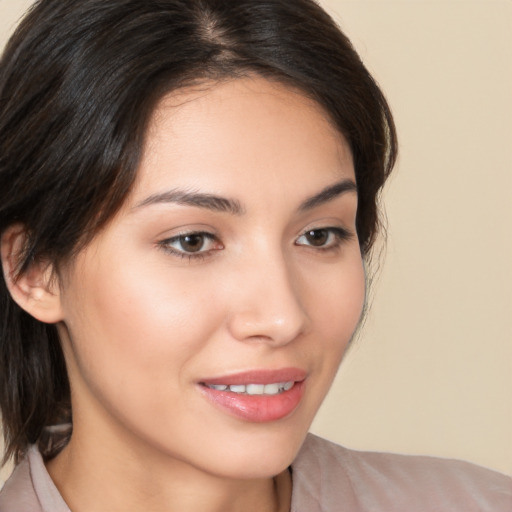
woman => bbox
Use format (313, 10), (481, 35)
(0, 1), (510, 511)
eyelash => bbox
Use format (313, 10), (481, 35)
(158, 232), (221, 261)
(295, 227), (353, 252)
(158, 227), (353, 261)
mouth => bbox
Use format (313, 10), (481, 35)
(202, 381), (295, 395)
(198, 368), (306, 422)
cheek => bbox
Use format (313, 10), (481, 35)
(59, 256), (232, 455)
(309, 252), (365, 337)
(303, 251), (365, 378)
(61, 254), (224, 400)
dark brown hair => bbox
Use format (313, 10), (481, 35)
(0, 0), (397, 464)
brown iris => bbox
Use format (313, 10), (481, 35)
(178, 234), (205, 252)
(304, 229), (329, 246)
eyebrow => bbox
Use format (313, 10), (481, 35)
(133, 178), (357, 215)
(133, 189), (245, 215)
(298, 179), (357, 211)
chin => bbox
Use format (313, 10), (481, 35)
(192, 421), (311, 480)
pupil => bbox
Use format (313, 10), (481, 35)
(181, 234), (203, 252)
(306, 229), (328, 246)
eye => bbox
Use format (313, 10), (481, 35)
(159, 232), (222, 258)
(295, 227), (352, 250)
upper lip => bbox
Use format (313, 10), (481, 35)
(200, 367), (307, 386)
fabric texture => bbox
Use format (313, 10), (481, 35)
(1, 434), (511, 511)
(291, 435), (512, 511)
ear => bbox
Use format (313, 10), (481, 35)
(1, 224), (64, 324)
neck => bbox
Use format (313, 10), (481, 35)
(46, 425), (292, 512)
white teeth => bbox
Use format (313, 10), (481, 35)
(206, 381), (295, 395)
(208, 384), (228, 391)
(263, 383), (280, 395)
(246, 384), (265, 395)
(283, 381), (294, 391)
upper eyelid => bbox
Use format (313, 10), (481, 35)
(159, 232), (219, 250)
(158, 232), (221, 259)
(158, 228), (218, 243)
(296, 226), (353, 241)
(158, 225), (353, 241)
(157, 223), (354, 250)
(296, 224), (354, 238)
(163, 230), (216, 240)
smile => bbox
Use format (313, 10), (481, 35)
(199, 369), (306, 422)
(204, 382), (294, 395)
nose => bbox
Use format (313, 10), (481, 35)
(226, 252), (309, 346)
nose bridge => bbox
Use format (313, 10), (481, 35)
(227, 243), (308, 345)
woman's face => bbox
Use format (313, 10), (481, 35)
(56, 77), (365, 479)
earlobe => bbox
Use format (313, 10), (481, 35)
(1, 224), (64, 324)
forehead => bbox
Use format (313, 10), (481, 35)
(128, 76), (354, 207)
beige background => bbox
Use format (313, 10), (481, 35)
(1, 0), (511, 484)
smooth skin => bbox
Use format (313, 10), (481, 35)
(2, 77), (365, 512)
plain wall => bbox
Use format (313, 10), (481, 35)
(1, 0), (511, 484)
(311, 0), (512, 476)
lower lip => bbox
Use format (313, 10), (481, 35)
(199, 381), (305, 423)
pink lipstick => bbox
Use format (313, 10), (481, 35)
(199, 368), (306, 422)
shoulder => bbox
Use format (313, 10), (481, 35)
(290, 434), (512, 512)
(0, 446), (69, 512)
(0, 455), (41, 512)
